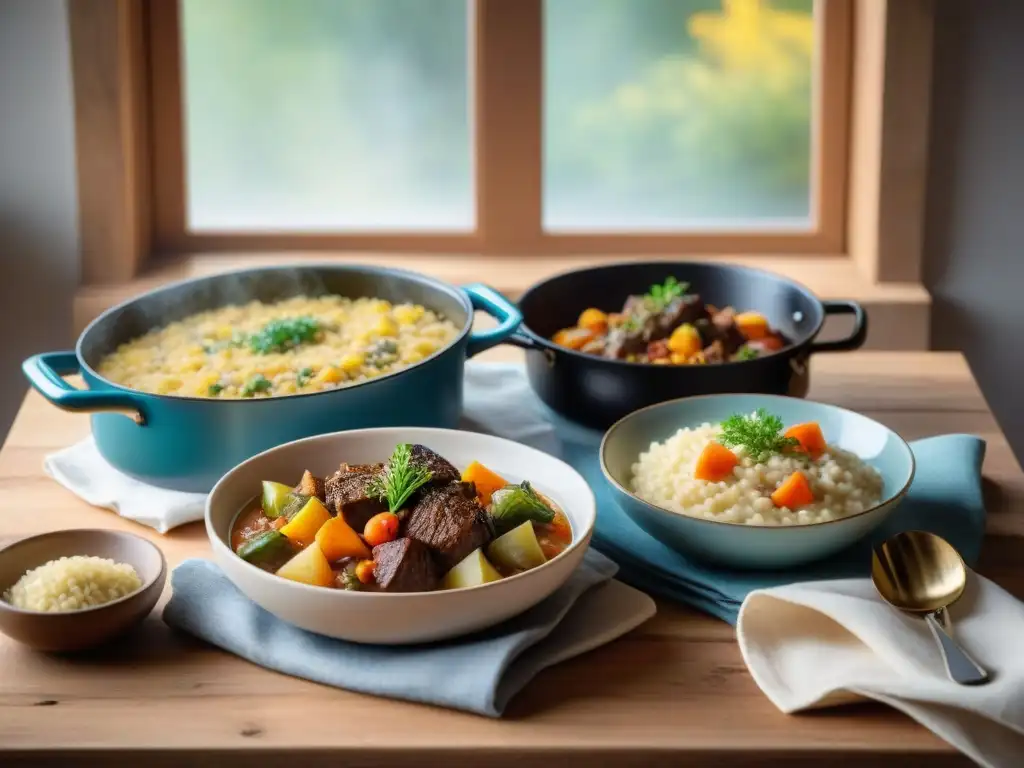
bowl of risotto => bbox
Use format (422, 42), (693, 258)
(22, 265), (523, 491)
(601, 394), (915, 569)
(0, 529), (166, 652)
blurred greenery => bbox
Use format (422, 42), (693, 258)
(545, 0), (814, 227)
(182, 0), (813, 230)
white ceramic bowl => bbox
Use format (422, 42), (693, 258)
(601, 394), (915, 569)
(206, 427), (595, 644)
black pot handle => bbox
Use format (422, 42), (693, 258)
(506, 331), (539, 350)
(505, 330), (558, 366)
(810, 300), (868, 353)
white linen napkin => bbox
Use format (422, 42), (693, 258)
(44, 436), (206, 533)
(737, 573), (1024, 768)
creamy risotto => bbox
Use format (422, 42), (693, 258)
(98, 296), (460, 399)
(631, 412), (884, 526)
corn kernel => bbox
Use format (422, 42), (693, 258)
(277, 381), (297, 395)
(156, 377), (182, 394)
(315, 366), (342, 384)
(414, 339), (439, 356)
(339, 353), (364, 372)
(393, 305), (424, 325)
(375, 317), (399, 337)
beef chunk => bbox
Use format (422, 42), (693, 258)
(654, 295), (707, 337)
(405, 483), (493, 572)
(372, 538), (439, 592)
(409, 444), (460, 485)
(603, 325), (647, 359)
(294, 470), (326, 503)
(709, 307), (746, 356)
(695, 307), (745, 357)
(325, 463), (387, 532)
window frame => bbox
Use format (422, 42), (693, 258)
(69, 0), (931, 286)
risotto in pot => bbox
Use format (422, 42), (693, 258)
(97, 296), (460, 399)
(631, 409), (884, 526)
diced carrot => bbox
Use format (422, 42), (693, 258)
(553, 328), (595, 350)
(784, 422), (828, 459)
(363, 512), (400, 547)
(667, 323), (702, 357)
(354, 559), (376, 585)
(461, 460), (508, 507)
(314, 515), (371, 561)
(771, 471), (816, 509)
(735, 311), (769, 340)
(694, 442), (740, 482)
(749, 333), (785, 353)
(577, 308), (608, 334)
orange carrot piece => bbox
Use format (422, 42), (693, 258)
(461, 460), (508, 507)
(694, 442), (739, 482)
(784, 422), (828, 458)
(577, 308), (609, 334)
(735, 311), (769, 340)
(771, 471), (816, 508)
(553, 328), (594, 350)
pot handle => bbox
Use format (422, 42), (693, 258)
(462, 283), (525, 358)
(22, 352), (147, 425)
(809, 300), (869, 353)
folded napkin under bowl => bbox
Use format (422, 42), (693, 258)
(601, 393), (916, 569)
(164, 549), (655, 717)
(206, 426), (596, 645)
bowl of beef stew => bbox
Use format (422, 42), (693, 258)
(206, 428), (595, 644)
(506, 261), (868, 429)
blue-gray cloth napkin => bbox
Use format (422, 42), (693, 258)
(163, 549), (656, 717)
(462, 364), (989, 625)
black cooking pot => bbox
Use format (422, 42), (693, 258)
(507, 262), (867, 428)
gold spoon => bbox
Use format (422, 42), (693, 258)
(871, 530), (990, 686)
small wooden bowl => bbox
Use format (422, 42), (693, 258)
(0, 529), (166, 652)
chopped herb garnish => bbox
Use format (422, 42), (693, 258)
(644, 276), (689, 312)
(203, 332), (247, 354)
(241, 373), (272, 397)
(735, 346), (759, 361)
(296, 367), (313, 387)
(207, 382), (224, 396)
(249, 317), (320, 355)
(366, 443), (433, 514)
(718, 409), (802, 463)
(339, 569), (362, 591)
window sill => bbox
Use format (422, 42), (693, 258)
(73, 252), (931, 349)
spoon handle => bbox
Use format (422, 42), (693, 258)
(925, 613), (990, 685)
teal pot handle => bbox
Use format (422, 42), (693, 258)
(462, 283), (524, 357)
(22, 352), (147, 425)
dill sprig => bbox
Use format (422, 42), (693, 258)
(366, 443), (433, 514)
(718, 409), (801, 463)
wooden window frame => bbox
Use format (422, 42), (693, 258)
(69, 0), (931, 286)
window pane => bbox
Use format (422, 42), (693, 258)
(544, 0), (815, 230)
(181, 0), (472, 231)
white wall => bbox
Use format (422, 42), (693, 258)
(0, 0), (79, 439)
(924, 0), (1024, 458)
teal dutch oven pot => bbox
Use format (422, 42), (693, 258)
(23, 265), (522, 492)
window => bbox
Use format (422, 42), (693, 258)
(104, 0), (853, 262)
(544, 0), (815, 231)
(179, 0), (472, 231)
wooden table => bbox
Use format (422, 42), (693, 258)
(1, 352), (1021, 767)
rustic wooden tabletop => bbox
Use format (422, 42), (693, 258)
(1, 351), (1019, 767)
